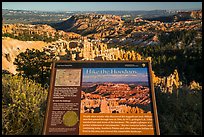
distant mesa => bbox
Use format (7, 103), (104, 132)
(50, 15), (77, 32)
(146, 10), (202, 22)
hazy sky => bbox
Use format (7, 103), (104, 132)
(2, 2), (202, 11)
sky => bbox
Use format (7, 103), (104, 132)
(82, 68), (149, 83)
(2, 2), (202, 12)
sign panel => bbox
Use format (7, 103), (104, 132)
(43, 61), (160, 135)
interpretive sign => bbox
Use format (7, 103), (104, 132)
(42, 61), (160, 135)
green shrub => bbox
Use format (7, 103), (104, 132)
(2, 74), (48, 135)
(155, 87), (202, 135)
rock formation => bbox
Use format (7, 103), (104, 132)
(189, 81), (202, 91)
(152, 69), (180, 94)
(2, 37), (48, 74)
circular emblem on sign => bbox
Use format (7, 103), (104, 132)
(62, 111), (79, 127)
